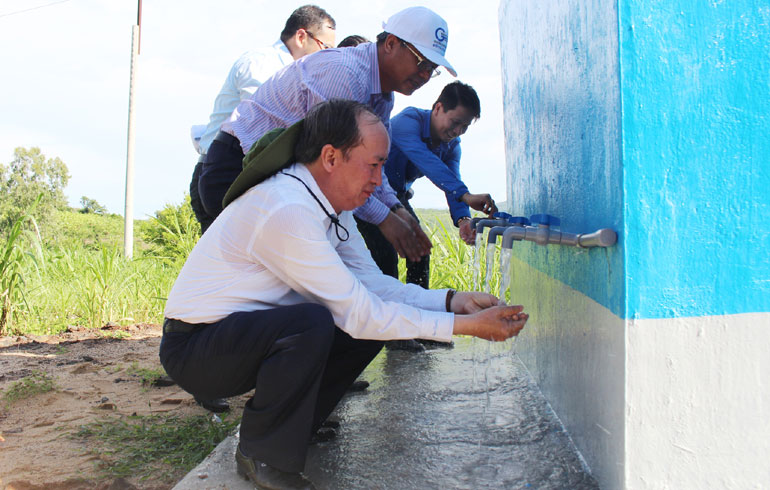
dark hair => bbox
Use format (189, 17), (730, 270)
(375, 31), (389, 45)
(338, 35), (369, 48)
(280, 5), (336, 43)
(433, 81), (481, 119)
(295, 99), (381, 163)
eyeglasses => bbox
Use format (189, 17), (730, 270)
(401, 41), (441, 78)
(306, 30), (332, 50)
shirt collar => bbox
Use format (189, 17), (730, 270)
(368, 42), (390, 101)
(418, 108), (433, 142)
(274, 39), (294, 66)
(282, 163), (339, 222)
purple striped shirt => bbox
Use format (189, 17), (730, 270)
(222, 42), (399, 224)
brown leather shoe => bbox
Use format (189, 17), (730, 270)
(235, 444), (316, 489)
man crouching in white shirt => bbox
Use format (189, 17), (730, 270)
(160, 99), (528, 490)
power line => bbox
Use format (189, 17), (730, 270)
(0, 0), (72, 19)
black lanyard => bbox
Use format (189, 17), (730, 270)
(282, 172), (350, 242)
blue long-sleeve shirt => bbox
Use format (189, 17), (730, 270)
(385, 107), (471, 225)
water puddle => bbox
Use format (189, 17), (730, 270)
(305, 338), (598, 489)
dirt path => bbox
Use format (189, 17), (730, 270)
(0, 324), (245, 490)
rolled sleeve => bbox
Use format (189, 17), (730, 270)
(352, 195), (391, 225)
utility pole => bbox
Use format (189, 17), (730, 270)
(123, 0), (141, 259)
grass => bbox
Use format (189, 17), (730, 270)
(2, 197), (499, 338)
(73, 413), (240, 484)
(3, 370), (57, 407)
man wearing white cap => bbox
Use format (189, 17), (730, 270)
(198, 6), (456, 265)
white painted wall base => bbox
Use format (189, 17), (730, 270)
(626, 313), (770, 489)
(511, 255), (770, 489)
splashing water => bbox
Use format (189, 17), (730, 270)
(498, 247), (512, 304)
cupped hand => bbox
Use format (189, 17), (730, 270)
(452, 304), (529, 341)
(450, 291), (501, 314)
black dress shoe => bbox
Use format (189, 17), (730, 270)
(236, 444), (316, 490)
(321, 416), (340, 429)
(385, 339), (426, 352)
(346, 380), (369, 392)
(309, 427), (336, 444)
(194, 396), (230, 413)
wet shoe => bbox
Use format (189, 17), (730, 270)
(416, 339), (455, 349)
(309, 427), (337, 444)
(385, 339), (426, 352)
(194, 396), (230, 413)
(347, 380), (369, 392)
(235, 444), (316, 489)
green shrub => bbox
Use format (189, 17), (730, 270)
(140, 195), (200, 263)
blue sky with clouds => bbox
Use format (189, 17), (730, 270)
(0, 0), (506, 218)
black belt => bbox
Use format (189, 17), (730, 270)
(212, 131), (241, 151)
(162, 318), (211, 334)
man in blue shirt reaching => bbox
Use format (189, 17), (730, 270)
(357, 82), (498, 351)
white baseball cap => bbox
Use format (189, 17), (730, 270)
(382, 6), (457, 77)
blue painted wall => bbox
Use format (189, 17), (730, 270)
(500, 0), (625, 318)
(502, 1), (770, 320)
(621, 1), (770, 319)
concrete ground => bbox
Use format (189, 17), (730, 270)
(173, 338), (598, 490)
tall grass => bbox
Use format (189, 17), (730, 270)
(0, 198), (42, 335)
(3, 198), (193, 336)
(412, 211), (500, 295)
(3, 202), (498, 337)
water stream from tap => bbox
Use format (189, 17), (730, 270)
(498, 247), (513, 304)
(483, 242), (496, 293)
(472, 232), (483, 290)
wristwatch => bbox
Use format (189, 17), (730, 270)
(390, 203), (405, 212)
(456, 216), (471, 226)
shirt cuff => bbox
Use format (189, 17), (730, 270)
(353, 195), (391, 224)
(417, 310), (454, 342)
(374, 174), (401, 209)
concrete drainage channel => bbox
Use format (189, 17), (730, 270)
(174, 337), (598, 489)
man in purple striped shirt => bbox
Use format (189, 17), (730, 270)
(199, 6), (456, 263)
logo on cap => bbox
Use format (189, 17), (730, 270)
(433, 27), (448, 53)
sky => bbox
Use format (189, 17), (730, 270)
(0, 0), (507, 219)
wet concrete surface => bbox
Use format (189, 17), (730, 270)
(175, 337), (599, 489)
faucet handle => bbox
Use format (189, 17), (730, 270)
(529, 214), (560, 227)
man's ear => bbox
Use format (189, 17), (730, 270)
(382, 33), (399, 55)
(289, 29), (307, 50)
(432, 101), (444, 116)
(320, 144), (338, 172)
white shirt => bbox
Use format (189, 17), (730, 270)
(164, 163), (454, 342)
(198, 40), (294, 153)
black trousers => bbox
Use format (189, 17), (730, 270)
(189, 156), (215, 234)
(159, 303), (383, 472)
(198, 131), (245, 222)
(356, 195), (430, 288)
